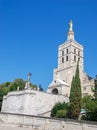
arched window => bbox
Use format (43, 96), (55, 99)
(74, 56), (76, 61)
(62, 57), (64, 63)
(66, 49), (68, 54)
(52, 88), (58, 94)
(74, 48), (76, 54)
(78, 57), (80, 61)
(66, 56), (68, 61)
(78, 51), (80, 56)
(62, 51), (64, 56)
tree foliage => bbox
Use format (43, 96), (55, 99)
(39, 84), (44, 91)
(30, 83), (37, 89)
(56, 109), (68, 118)
(0, 78), (38, 111)
(9, 78), (25, 91)
(81, 95), (97, 121)
(69, 62), (82, 119)
(51, 102), (69, 118)
(0, 82), (11, 110)
(81, 77), (97, 121)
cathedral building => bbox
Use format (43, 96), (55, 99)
(1, 21), (94, 117)
(47, 21), (94, 97)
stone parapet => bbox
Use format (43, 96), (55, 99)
(0, 112), (97, 130)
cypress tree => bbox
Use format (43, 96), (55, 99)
(69, 62), (82, 119)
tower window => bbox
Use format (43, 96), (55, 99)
(78, 57), (80, 61)
(78, 51), (80, 56)
(66, 56), (68, 61)
(74, 56), (76, 61)
(62, 51), (64, 56)
(74, 48), (76, 54)
(66, 49), (68, 54)
(62, 57), (64, 63)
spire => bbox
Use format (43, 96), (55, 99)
(67, 20), (74, 40)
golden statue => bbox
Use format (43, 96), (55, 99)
(69, 20), (73, 31)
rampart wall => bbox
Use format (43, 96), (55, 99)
(0, 112), (97, 130)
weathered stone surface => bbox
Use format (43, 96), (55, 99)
(0, 113), (97, 130)
(1, 89), (68, 116)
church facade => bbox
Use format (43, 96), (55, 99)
(1, 21), (94, 117)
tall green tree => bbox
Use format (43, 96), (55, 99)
(69, 62), (82, 119)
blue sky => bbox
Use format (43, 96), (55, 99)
(0, 0), (97, 90)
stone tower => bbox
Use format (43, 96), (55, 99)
(47, 21), (94, 97)
(54, 20), (84, 86)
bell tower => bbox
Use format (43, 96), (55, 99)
(48, 21), (94, 97)
(54, 21), (84, 86)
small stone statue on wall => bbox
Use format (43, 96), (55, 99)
(24, 73), (32, 89)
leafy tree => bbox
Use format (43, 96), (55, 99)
(81, 95), (97, 121)
(0, 82), (11, 110)
(51, 102), (69, 118)
(81, 76), (97, 121)
(69, 62), (82, 119)
(9, 78), (25, 91)
(0, 78), (38, 111)
(30, 83), (37, 89)
(9, 78), (38, 91)
(56, 109), (68, 118)
(39, 84), (44, 91)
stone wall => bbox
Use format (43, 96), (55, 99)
(0, 112), (97, 130)
(1, 89), (68, 117)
